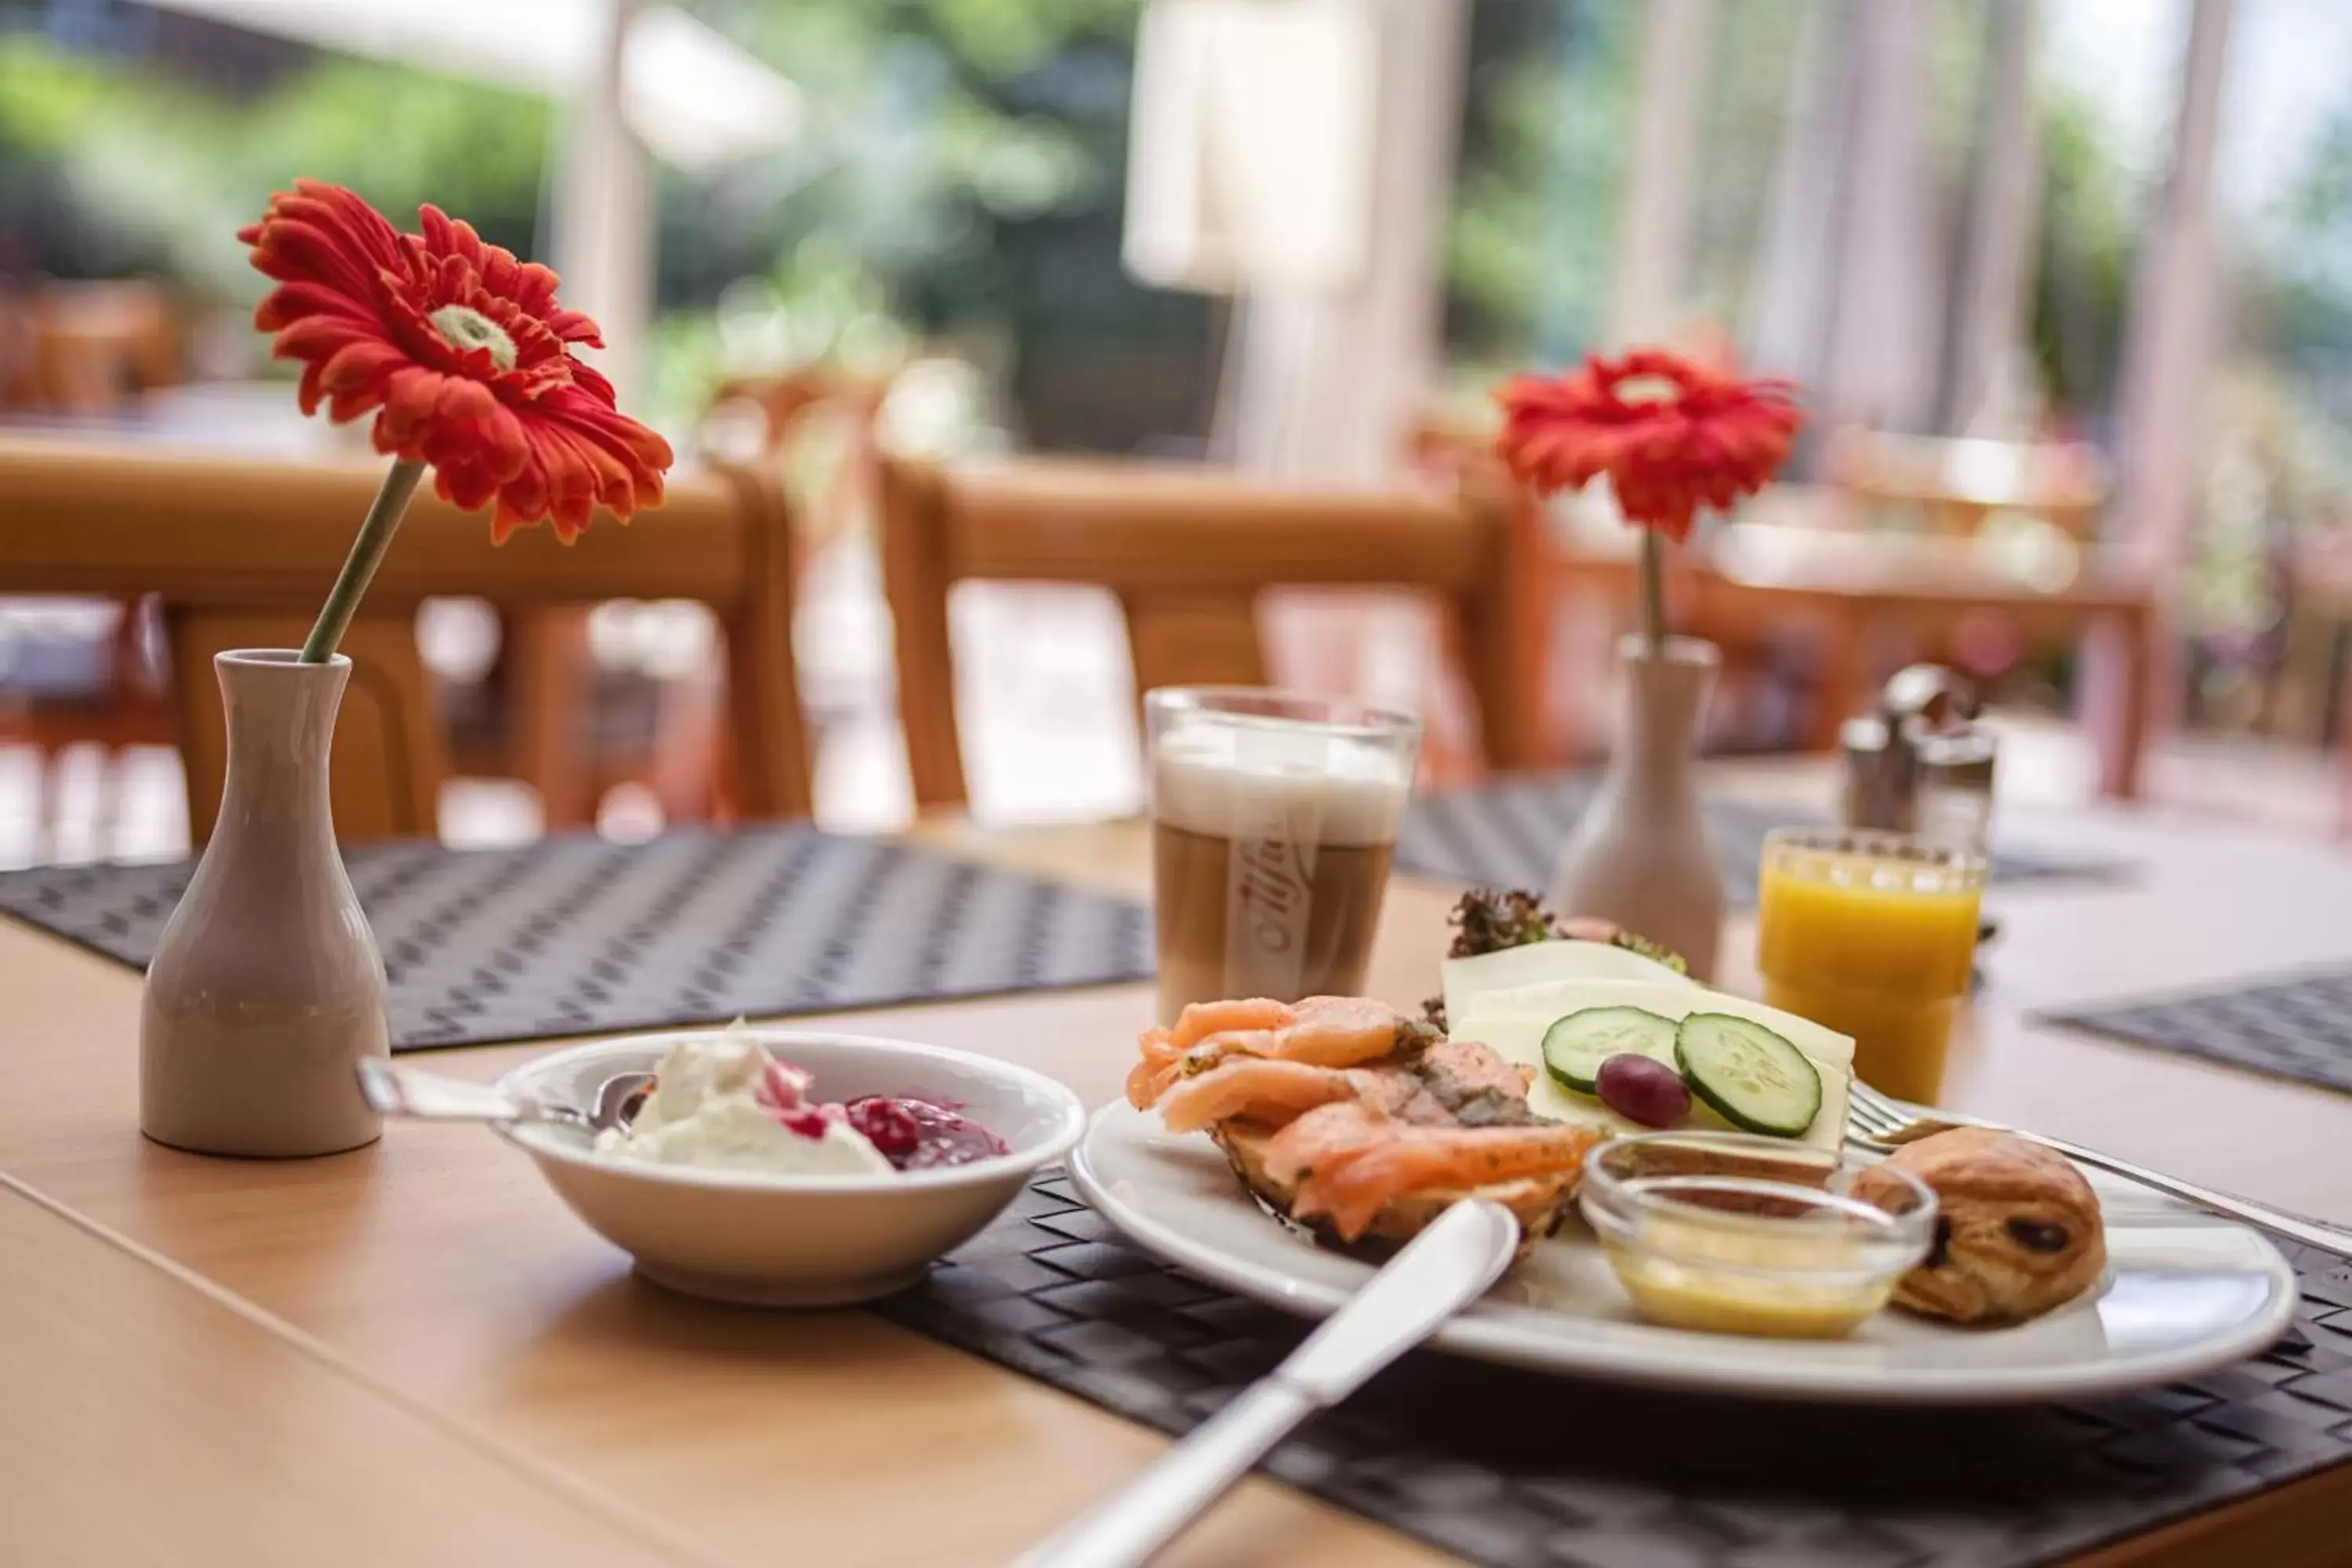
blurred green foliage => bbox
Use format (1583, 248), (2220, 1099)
(13, 0), (2352, 477)
(1448, 0), (1630, 374)
(2252, 107), (2352, 406)
(2030, 86), (2138, 423)
(0, 33), (549, 298)
(664, 0), (1206, 445)
(0, 0), (1207, 448)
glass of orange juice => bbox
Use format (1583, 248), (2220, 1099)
(1755, 829), (1986, 1104)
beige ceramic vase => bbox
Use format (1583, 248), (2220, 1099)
(1546, 635), (1723, 981)
(140, 650), (387, 1157)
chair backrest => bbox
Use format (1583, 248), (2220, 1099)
(877, 455), (1544, 809)
(27, 281), (180, 415)
(0, 439), (811, 842)
(699, 364), (898, 564)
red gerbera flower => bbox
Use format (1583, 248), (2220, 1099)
(1494, 349), (1802, 543)
(241, 180), (673, 543)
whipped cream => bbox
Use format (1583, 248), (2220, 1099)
(593, 1028), (891, 1176)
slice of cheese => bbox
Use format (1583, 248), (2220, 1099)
(1450, 980), (1853, 1150)
(1439, 940), (1694, 1031)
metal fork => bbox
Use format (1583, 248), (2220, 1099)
(1844, 1079), (2352, 1256)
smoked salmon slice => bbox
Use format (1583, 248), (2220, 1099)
(1151, 1056), (1454, 1134)
(1129, 995), (1595, 1250)
(1126, 997), (1294, 1109)
(1261, 1102), (1599, 1241)
(1169, 997), (1295, 1047)
(1126, 1026), (1185, 1110)
(1259, 996), (1429, 1068)
(1154, 1059), (1372, 1133)
(1126, 996), (1430, 1109)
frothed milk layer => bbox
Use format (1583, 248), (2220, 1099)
(1152, 720), (1409, 847)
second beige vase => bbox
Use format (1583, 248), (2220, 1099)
(140, 650), (388, 1157)
(1547, 635), (1723, 981)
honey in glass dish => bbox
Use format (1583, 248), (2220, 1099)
(1755, 829), (1985, 1104)
(1579, 1133), (1938, 1340)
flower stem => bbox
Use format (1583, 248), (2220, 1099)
(1638, 527), (1667, 655)
(301, 459), (426, 663)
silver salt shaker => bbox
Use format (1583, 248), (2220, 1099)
(1839, 666), (1995, 850)
(1915, 728), (1997, 852)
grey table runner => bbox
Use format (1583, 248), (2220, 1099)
(0, 769), (2127, 1054)
(2044, 966), (2352, 1098)
(0, 827), (1154, 1050)
(1397, 774), (2121, 908)
(877, 1174), (2352, 1568)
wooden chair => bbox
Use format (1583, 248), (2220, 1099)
(25, 281), (182, 416)
(0, 597), (176, 853)
(2289, 531), (2352, 838)
(699, 363), (899, 559)
(877, 455), (1544, 810)
(0, 440), (811, 843)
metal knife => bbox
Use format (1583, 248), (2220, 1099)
(1006, 1198), (1521, 1568)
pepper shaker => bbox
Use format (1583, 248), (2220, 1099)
(1838, 665), (1995, 851)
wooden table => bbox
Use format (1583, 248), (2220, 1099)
(5, 764), (2352, 1566)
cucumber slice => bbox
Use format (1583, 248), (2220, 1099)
(1540, 1006), (1680, 1094)
(1674, 1013), (1823, 1137)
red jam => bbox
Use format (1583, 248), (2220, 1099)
(842, 1094), (1009, 1170)
(774, 1105), (833, 1141)
(844, 1097), (920, 1160)
(652, 1048), (1011, 1167)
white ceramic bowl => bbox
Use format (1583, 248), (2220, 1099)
(494, 1029), (1086, 1306)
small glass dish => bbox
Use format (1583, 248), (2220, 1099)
(1578, 1132), (1937, 1340)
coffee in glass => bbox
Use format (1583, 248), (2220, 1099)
(1144, 688), (1421, 1025)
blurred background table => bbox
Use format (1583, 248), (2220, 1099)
(1540, 527), (2155, 795)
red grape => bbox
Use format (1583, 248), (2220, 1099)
(1595, 1054), (1690, 1127)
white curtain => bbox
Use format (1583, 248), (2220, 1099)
(1124, 0), (1472, 723)
(2093, 0), (2234, 761)
(1124, 0), (1378, 300)
(1128, 0), (1469, 485)
(1610, 0), (1716, 347)
(1746, 0), (1944, 434)
(1947, 0), (2045, 436)
(2112, 0), (2234, 576)
(550, 0), (652, 405)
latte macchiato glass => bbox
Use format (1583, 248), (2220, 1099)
(1145, 688), (1421, 1025)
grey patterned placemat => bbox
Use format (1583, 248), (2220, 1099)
(0, 829), (1152, 1051)
(1399, 775), (2119, 909)
(2042, 967), (2352, 1097)
(877, 1174), (2352, 1568)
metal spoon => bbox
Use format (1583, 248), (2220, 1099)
(355, 1058), (651, 1134)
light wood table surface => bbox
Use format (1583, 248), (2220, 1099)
(5, 763), (2352, 1566)
(0, 1175), (711, 1567)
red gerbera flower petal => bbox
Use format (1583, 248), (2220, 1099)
(1493, 348), (1802, 543)
(241, 181), (673, 542)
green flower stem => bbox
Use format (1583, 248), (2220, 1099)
(1638, 526), (1667, 655)
(300, 458), (426, 663)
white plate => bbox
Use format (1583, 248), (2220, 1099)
(1070, 1102), (2299, 1404)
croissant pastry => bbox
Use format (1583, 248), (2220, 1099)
(1853, 1127), (2106, 1326)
